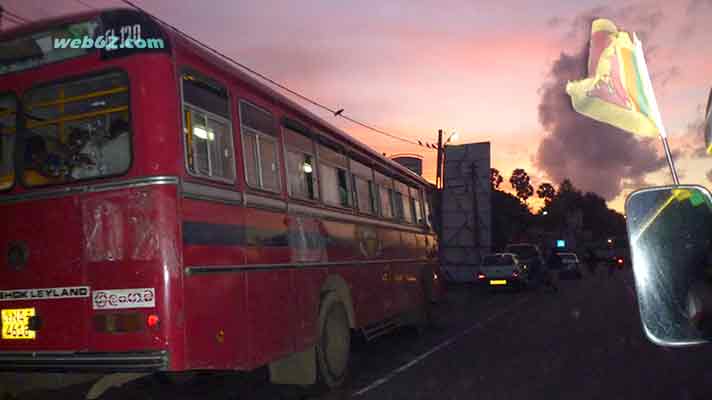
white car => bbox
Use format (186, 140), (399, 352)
(477, 253), (530, 289)
(556, 252), (583, 279)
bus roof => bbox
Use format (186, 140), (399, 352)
(1, 7), (434, 189)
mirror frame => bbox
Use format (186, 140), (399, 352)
(625, 184), (712, 346)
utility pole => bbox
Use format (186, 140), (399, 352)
(434, 129), (445, 248)
(435, 129), (443, 189)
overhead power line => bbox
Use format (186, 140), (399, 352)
(74, 0), (97, 10)
(2, 8), (30, 24)
(2, 13), (24, 26)
(119, 0), (435, 150)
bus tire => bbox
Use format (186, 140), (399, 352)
(315, 292), (351, 389)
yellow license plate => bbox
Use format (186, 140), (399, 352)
(1, 308), (36, 340)
(489, 280), (507, 286)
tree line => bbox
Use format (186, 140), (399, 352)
(489, 168), (626, 250)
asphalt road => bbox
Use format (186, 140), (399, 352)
(9, 264), (712, 399)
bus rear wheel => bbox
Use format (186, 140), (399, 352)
(315, 293), (351, 389)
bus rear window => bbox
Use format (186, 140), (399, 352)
(23, 71), (131, 186)
(0, 94), (16, 190)
(0, 20), (99, 76)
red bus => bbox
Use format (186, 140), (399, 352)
(0, 8), (441, 389)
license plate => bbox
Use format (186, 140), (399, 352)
(489, 280), (507, 286)
(1, 308), (36, 340)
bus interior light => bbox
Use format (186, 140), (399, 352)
(193, 126), (214, 140)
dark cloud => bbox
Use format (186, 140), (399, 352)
(546, 16), (564, 28)
(680, 0), (712, 39)
(653, 65), (682, 88)
(534, 47), (669, 200)
(678, 111), (708, 159)
(687, 0), (712, 15)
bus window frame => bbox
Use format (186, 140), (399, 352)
(238, 99), (282, 194)
(317, 148), (353, 210)
(0, 91), (18, 192)
(19, 68), (134, 189)
(283, 122), (319, 202)
(179, 70), (236, 185)
(350, 157), (377, 216)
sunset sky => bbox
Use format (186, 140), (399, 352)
(3, 0), (711, 212)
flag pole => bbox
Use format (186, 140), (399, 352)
(633, 33), (680, 185)
(661, 136), (680, 185)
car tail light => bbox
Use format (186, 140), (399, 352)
(477, 272), (486, 280)
(617, 258), (624, 265)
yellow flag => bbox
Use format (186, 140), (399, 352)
(566, 19), (662, 138)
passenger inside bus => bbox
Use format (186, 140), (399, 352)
(23, 135), (65, 185)
(70, 118), (130, 180)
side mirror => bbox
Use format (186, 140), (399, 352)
(626, 185), (712, 346)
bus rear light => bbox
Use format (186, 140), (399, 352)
(93, 313), (144, 333)
(147, 314), (160, 329)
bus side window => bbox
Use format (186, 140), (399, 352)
(391, 187), (404, 221)
(350, 159), (376, 215)
(181, 72), (235, 183)
(0, 94), (16, 190)
(284, 125), (318, 200)
(318, 143), (351, 208)
(239, 101), (281, 192)
(375, 171), (393, 219)
(412, 187), (425, 226)
(395, 180), (412, 223)
(424, 195), (433, 228)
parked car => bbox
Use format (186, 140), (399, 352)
(556, 252), (583, 279)
(477, 253), (530, 290)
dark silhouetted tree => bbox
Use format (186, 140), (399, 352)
(558, 179), (577, 195)
(490, 168), (503, 190)
(491, 189), (532, 250)
(536, 182), (556, 206)
(509, 168), (534, 204)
